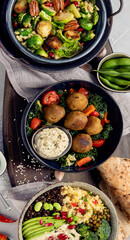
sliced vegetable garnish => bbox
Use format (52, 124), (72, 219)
(82, 104), (96, 116)
(76, 156), (91, 167)
(92, 139), (105, 147)
(42, 91), (60, 105)
(78, 87), (89, 97)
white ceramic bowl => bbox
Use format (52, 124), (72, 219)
(97, 52), (130, 92)
(18, 182), (118, 240)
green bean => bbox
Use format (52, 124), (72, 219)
(96, 70), (130, 79)
(103, 75), (130, 86)
(101, 57), (130, 69)
(99, 76), (129, 90)
(115, 67), (130, 72)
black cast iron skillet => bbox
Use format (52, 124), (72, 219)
(0, 0), (123, 71)
(21, 80), (123, 172)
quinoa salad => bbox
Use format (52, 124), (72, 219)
(22, 186), (111, 240)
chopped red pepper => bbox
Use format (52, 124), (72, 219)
(93, 200), (98, 205)
(101, 119), (105, 126)
(71, 202), (77, 207)
(0, 214), (16, 223)
(103, 112), (110, 124)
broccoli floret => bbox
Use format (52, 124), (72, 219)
(77, 223), (90, 236)
(97, 219), (111, 240)
(84, 231), (98, 240)
(77, 224), (98, 240)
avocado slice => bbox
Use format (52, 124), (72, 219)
(41, 4), (56, 16)
(68, 4), (81, 18)
(53, 11), (74, 24)
(26, 227), (54, 240)
(22, 217), (54, 226)
(39, 10), (51, 21)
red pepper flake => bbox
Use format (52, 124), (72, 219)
(71, 202), (77, 207)
(93, 200), (98, 205)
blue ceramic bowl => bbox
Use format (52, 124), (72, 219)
(21, 80), (123, 172)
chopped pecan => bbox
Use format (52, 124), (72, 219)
(64, 20), (79, 31)
(29, 0), (39, 17)
(53, 0), (64, 12)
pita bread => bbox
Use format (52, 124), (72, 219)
(97, 157), (130, 216)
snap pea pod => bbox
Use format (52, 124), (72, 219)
(115, 67), (130, 72)
(96, 69), (130, 79)
(99, 76), (129, 90)
(103, 75), (130, 86)
(101, 57), (130, 69)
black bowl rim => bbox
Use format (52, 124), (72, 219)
(21, 80), (123, 172)
(6, 0), (107, 64)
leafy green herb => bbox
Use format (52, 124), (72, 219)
(75, 148), (98, 161)
(87, 191), (93, 196)
(88, 92), (107, 118)
(71, 233), (76, 237)
(92, 124), (113, 140)
(81, 196), (88, 202)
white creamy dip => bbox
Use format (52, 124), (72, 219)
(33, 127), (69, 158)
(31, 224), (80, 240)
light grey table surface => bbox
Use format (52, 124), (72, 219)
(0, 0), (130, 239)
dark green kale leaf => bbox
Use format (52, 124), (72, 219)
(88, 92), (107, 118)
(92, 124), (113, 140)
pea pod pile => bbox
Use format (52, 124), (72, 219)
(97, 57), (130, 91)
(13, 0), (100, 59)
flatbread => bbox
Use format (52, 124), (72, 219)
(97, 157), (130, 216)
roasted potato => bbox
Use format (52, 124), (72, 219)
(46, 36), (62, 50)
(84, 116), (103, 135)
(72, 133), (92, 153)
(44, 104), (65, 123)
(64, 111), (88, 130)
(14, 0), (27, 13)
(66, 92), (88, 111)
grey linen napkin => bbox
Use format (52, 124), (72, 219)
(0, 48), (130, 135)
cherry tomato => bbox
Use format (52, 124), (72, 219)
(92, 139), (105, 147)
(78, 87), (89, 97)
(42, 91), (60, 105)
(30, 117), (41, 130)
(90, 111), (100, 117)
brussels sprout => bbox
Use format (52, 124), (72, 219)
(37, 21), (52, 37)
(41, 4), (56, 16)
(92, 9), (99, 25)
(80, 12), (90, 19)
(53, 11), (74, 24)
(16, 28), (32, 36)
(50, 26), (57, 36)
(52, 22), (65, 30)
(14, 0), (27, 13)
(79, 19), (93, 30)
(17, 13), (26, 24)
(65, 30), (80, 40)
(68, 4), (81, 18)
(32, 16), (39, 30)
(26, 35), (43, 50)
(39, 10), (51, 21)
(23, 14), (31, 27)
(35, 48), (48, 57)
(81, 30), (95, 42)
